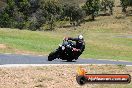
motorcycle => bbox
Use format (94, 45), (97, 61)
(48, 40), (79, 62)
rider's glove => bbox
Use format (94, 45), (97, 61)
(72, 48), (79, 52)
(63, 37), (68, 41)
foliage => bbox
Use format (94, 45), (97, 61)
(0, 12), (14, 28)
(0, 0), (16, 28)
(40, 0), (61, 30)
(2, 0), (130, 30)
(0, 0), (87, 30)
(0, 0), (61, 30)
(100, 0), (114, 15)
(62, 3), (86, 26)
(120, 0), (132, 13)
(82, 0), (100, 20)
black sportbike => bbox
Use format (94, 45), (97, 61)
(48, 40), (79, 62)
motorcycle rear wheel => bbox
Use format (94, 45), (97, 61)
(67, 57), (73, 62)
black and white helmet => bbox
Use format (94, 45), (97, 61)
(78, 35), (84, 40)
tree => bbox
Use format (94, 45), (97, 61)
(82, 0), (100, 21)
(39, 0), (62, 30)
(0, 12), (13, 28)
(0, 0), (16, 28)
(28, 8), (47, 31)
(62, 3), (86, 26)
(100, 0), (114, 15)
(29, 0), (40, 14)
(120, 0), (128, 13)
(71, 7), (86, 26)
(0, 0), (87, 30)
(120, 0), (132, 13)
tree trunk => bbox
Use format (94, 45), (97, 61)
(91, 12), (95, 21)
(122, 7), (126, 13)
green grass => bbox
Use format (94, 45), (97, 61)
(0, 29), (62, 55)
(0, 27), (132, 61)
(82, 31), (132, 60)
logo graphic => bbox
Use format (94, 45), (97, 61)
(76, 67), (131, 85)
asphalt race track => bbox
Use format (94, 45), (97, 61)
(0, 54), (132, 65)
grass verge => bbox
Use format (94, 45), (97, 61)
(0, 16), (132, 61)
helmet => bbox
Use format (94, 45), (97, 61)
(78, 35), (83, 40)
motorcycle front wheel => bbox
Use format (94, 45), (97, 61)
(48, 51), (57, 61)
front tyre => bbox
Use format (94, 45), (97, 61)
(48, 51), (57, 61)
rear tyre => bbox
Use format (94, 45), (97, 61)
(67, 58), (73, 62)
(48, 51), (57, 61)
(67, 59), (73, 62)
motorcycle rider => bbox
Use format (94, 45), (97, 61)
(64, 35), (85, 59)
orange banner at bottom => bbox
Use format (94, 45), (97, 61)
(76, 67), (131, 85)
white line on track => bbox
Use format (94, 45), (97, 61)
(2, 53), (45, 57)
(0, 64), (132, 68)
